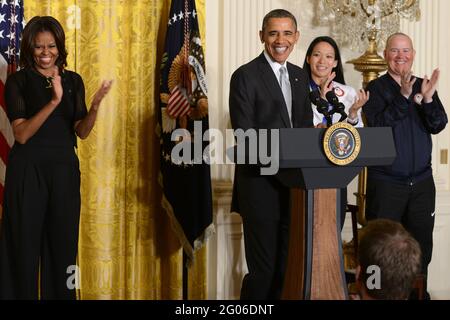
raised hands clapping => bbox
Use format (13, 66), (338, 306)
(50, 66), (63, 105)
(91, 80), (113, 111)
(421, 68), (439, 103)
(400, 70), (416, 99)
(348, 89), (370, 120)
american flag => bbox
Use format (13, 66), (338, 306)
(159, 0), (213, 264)
(167, 84), (190, 117)
(0, 0), (24, 207)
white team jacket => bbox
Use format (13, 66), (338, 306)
(311, 81), (364, 128)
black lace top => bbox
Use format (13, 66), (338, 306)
(5, 68), (88, 147)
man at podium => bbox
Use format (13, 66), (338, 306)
(229, 9), (313, 299)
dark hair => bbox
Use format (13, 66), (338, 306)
(19, 16), (68, 70)
(358, 219), (422, 300)
(261, 9), (297, 32)
(303, 36), (345, 85)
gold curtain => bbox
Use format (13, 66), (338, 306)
(25, 0), (208, 299)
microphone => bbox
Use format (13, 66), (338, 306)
(325, 90), (347, 122)
(309, 89), (332, 127)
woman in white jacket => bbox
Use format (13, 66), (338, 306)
(303, 36), (368, 128)
(303, 36), (369, 229)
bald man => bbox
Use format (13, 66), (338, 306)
(363, 33), (448, 299)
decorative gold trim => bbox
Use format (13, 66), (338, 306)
(347, 30), (387, 89)
(323, 122), (361, 166)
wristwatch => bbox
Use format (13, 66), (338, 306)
(347, 116), (359, 126)
(414, 93), (423, 105)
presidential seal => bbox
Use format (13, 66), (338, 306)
(323, 122), (361, 166)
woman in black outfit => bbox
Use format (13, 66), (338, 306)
(0, 16), (112, 299)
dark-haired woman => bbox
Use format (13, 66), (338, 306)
(303, 36), (369, 228)
(303, 36), (368, 128)
(0, 16), (112, 299)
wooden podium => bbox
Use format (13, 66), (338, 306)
(276, 127), (396, 300)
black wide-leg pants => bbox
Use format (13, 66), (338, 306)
(0, 145), (81, 300)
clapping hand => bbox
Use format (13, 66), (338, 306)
(92, 80), (113, 111)
(50, 66), (63, 105)
(348, 89), (369, 122)
(400, 70), (416, 99)
(349, 89), (370, 112)
(421, 68), (439, 103)
(319, 72), (336, 100)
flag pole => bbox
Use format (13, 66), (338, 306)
(159, 0), (212, 300)
(183, 251), (188, 299)
(182, 0), (190, 300)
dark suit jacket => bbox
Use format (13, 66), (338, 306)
(229, 53), (313, 221)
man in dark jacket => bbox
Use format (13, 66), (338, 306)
(229, 9), (312, 299)
(363, 32), (447, 299)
